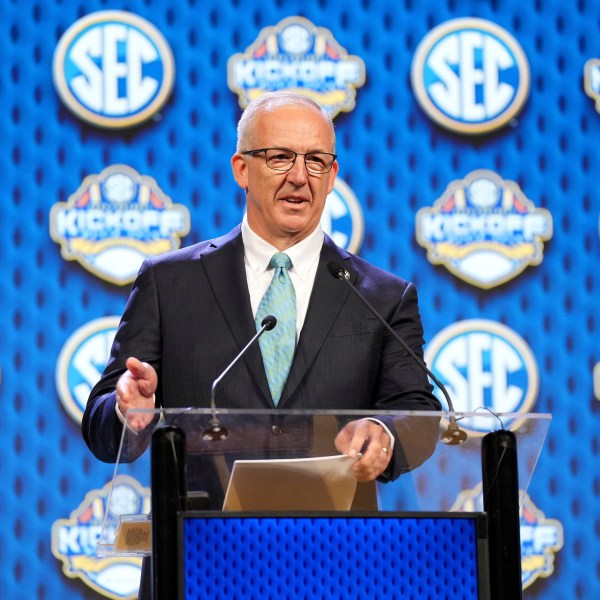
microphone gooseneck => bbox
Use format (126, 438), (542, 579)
(202, 315), (277, 441)
(327, 261), (467, 446)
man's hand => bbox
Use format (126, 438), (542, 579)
(334, 418), (392, 482)
(116, 357), (157, 431)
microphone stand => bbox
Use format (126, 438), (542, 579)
(202, 315), (277, 441)
(330, 262), (526, 597)
(328, 262), (467, 445)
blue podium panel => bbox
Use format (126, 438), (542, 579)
(180, 512), (489, 600)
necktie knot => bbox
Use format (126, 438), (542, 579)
(270, 252), (292, 271)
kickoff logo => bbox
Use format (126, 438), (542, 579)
(452, 485), (563, 589)
(52, 476), (150, 599)
(416, 169), (553, 289)
(56, 317), (120, 425)
(50, 164), (190, 285)
(53, 11), (175, 128)
(228, 16), (365, 118)
(411, 18), (530, 134)
(322, 178), (364, 254)
(424, 319), (539, 434)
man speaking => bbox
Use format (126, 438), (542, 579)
(82, 90), (440, 503)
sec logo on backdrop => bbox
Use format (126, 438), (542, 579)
(411, 18), (530, 134)
(322, 178), (364, 254)
(56, 317), (120, 424)
(424, 319), (539, 434)
(53, 11), (175, 128)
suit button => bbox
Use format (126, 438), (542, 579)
(271, 425), (282, 436)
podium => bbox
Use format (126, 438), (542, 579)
(98, 409), (550, 600)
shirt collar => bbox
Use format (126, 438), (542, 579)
(242, 214), (324, 281)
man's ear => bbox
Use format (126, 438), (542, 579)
(327, 160), (339, 194)
(231, 153), (249, 189)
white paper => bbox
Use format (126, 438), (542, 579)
(223, 454), (358, 511)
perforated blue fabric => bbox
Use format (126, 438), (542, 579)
(183, 516), (480, 599)
(1, 0), (599, 598)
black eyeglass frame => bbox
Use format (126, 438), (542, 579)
(240, 147), (338, 174)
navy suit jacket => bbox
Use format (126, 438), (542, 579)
(82, 225), (440, 474)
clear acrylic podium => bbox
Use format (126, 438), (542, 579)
(98, 408), (550, 600)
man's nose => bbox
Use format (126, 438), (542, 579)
(286, 156), (309, 183)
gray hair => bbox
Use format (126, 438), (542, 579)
(236, 91), (336, 152)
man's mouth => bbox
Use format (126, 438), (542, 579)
(280, 196), (308, 205)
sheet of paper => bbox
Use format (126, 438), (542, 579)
(223, 454), (358, 511)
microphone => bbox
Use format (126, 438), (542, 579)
(202, 315), (277, 441)
(327, 261), (467, 446)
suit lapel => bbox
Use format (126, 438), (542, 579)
(278, 238), (352, 406)
(200, 227), (273, 406)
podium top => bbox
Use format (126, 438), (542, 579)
(98, 408), (550, 556)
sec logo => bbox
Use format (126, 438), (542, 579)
(411, 18), (530, 134)
(425, 319), (539, 434)
(56, 317), (120, 424)
(53, 11), (175, 128)
(321, 177), (364, 254)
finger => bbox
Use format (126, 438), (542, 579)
(334, 423), (360, 456)
(128, 411), (155, 432)
(364, 420), (390, 447)
(351, 425), (382, 457)
(373, 439), (392, 468)
(116, 369), (149, 413)
(124, 357), (157, 397)
(334, 429), (347, 454)
(352, 456), (380, 482)
(346, 423), (370, 458)
(352, 441), (392, 482)
(357, 439), (387, 465)
(125, 356), (148, 378)
(116, 372), (135, 404)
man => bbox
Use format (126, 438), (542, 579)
(82, 91), (440, 484)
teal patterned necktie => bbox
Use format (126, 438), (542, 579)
(255, 252), (297, 405)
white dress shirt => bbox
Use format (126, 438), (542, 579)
(241, 215), (323, 338)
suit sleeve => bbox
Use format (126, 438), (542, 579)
(81, 259), (163, 463)
(372, 282), (439, 411)
(372, 282), (441, 480)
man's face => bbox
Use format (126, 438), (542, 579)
(231, 104), (338, 249)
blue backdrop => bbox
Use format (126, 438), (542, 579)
(1, 0), (598, 598)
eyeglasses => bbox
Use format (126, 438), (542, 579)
(241, 147), (337, 174)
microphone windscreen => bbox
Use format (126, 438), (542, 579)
(327, 261), (345, 279)
(261, 315), (277, 331)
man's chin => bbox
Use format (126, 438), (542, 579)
(279, 215), (319, 235)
